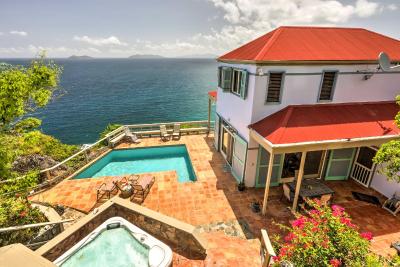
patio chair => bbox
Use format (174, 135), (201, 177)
(172, 123), (181, 140)
(96, 176), (127, 201)
(382, 192), (400, 216)
(160, 125), (171, 141)
(130, 175), (155, 204)
(124, 127), (141, 144)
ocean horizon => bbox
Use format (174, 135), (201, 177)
(2, 58), (218, 144)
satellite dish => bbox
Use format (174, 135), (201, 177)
(378, 52), (392, 72)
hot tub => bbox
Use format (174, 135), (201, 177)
(54, 217), (172, 267)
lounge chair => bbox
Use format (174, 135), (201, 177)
(172, 123), (181, 140)
(124, 127), (141, 144)
(160, 125), (171, 141)
(96, 176), (127, 201)
(382, 192), (400, 216)
(130, 175), (155, 204)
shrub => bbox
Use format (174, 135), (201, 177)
(100, 123), (122, 139)
(0, 196), (47, 246)
(19, 130), (78, 161)
(14, 117), (42, 133)
(273, 201), (373, 266)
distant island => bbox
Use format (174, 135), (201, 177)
(68, 55), (94, 60)
(179, 54), (217, 59)
(128, 54), (164, 59)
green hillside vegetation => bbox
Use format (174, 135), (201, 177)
(0, 54), (78, 245)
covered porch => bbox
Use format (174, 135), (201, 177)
(249, 101), (400, 215)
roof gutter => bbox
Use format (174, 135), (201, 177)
(217, 59), (387, 66)
(249, 128), (399, 153)
(272, 134), (399, 148)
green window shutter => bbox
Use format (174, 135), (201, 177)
(217, 66), (222, 88)
(222, 67), (232, 91)
(239, 70), (248, 99)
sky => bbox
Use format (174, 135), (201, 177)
(0, 0), (399, 58)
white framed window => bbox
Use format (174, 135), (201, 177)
(231, 69), (242, 95)
(217, 66), (248, 100)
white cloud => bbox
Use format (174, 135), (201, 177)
(0, 32), (3, 36)
(387, 4), (398, 11)
(0, 0), (389, 57)
(30, 45), (102, 56)
(177, 0), (382, 55)
(354, 0), (380, 17)
(73, 35), (127, 46)
(10, 30), (28, 36)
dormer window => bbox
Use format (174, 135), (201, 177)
(218, 66), (248, 99)
(318, 71), (337, 101)
(266, 72), (284, 103)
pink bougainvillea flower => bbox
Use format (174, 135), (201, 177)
(291, 217), (306, 229)
(272, 255), (280, 262)
(329, 258), (342, 267)
(309, 209), (320, 216)
(339, 217), (356, 228)
(284, 232), (296, 242)
(332, 205), (345, 217)
(360, 232), (373, 241)
(332, 205), (344, 212)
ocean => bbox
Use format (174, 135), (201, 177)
(1, 58), (218, 144)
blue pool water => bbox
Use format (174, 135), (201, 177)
(74, 145), (196, 182)
(61, 227), (149, 267)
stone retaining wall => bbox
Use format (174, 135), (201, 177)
(37, 197), (207, 261)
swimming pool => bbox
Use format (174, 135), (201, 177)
(74, 145), (196, 182)
(54, 217), (172, 267)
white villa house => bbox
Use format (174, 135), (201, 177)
(210, 26), (400, 214)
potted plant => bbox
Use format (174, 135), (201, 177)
(238, 181), (245, 191)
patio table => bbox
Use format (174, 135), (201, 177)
(287, 178), (334, 199)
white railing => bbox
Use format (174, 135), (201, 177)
(351, 162), (372, 187)
(41, 120), (213, 178)
(1, 120), (214, 194)
(260, 229), (276, 267)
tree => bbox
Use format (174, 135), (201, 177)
(0, 53), (61, 130)
(373, 96), (400, 183)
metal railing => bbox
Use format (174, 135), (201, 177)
(260, 229), (276, 267)
(0, 219), (74, 250)
(44, 120), (213, 176)
(1, 120), (214, 195)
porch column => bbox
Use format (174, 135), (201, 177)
(207, 97), (211, 133)
(262, 151), (275, 215)
(292, 151), (307, 211)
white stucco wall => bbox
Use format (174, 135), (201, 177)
(251, 64), (400, 124)
(216, 64), (257, 140)
(370, 165), (400, 198)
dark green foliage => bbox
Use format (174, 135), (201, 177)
(374, 96), (400, 182)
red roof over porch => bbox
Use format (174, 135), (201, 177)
(250, 101), (399, 145)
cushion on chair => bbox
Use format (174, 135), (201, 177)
(138, 175), (153, 188)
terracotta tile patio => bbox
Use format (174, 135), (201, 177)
(31, 134), (400, 263)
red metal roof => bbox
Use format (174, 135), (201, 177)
(250, 102), (399, 145)
(218, 26), (400, 62)
(208, 90), (217, 100)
